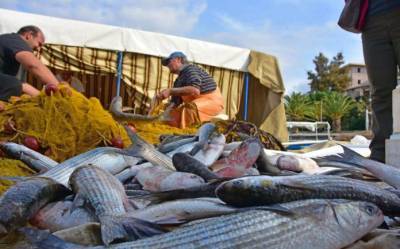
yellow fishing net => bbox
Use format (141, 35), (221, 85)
(0, 84), (131, 162)
(0, 85), (198, 193)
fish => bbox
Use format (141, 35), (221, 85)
(124, 126), (175, 170)
(126, 198), (236, 225)
(126, 180), (223, 205)
(20, 199), (383, 249)
(216, 174), (400, 215)
(109, 96), (171, 122)
(157, 136), (197, 154)
(69, 164), (164, 245)
(0, 177), (70, 238)
(0, 142), (58, 172)
(41, 147), (140, 187)
(135, 166), (205, 192)
(114, 162), (153, 183)
(314, 145), (400, 189)
(188, 122), (216, 156)
(29, 200), (98, 232)
(166, 141), (197, 157)
(53, 222), (102, 246)
(192, 134), (226, 166)
(210, 138), (261, 178)
(172, 152), (220, 181)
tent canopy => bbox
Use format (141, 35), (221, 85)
(0, 8), (250, 71)
(0, 8), (288, 141)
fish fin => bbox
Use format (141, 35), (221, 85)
(151, 216), (185, 225)
(158, 103), (173, 122)
(278, 180), (314, 191)
(100, 215), (165, 246)
(70, 193), (86, 213)
(188, 141), (205, 156)
(18, 227), (84, 249)
(127, 191), (163, 205)
(237, 205), (295, 216)
(313, 145), (365, 167)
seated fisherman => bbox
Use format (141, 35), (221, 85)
(156, 51), (224, 128)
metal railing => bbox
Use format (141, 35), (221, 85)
(286, 121), (332, 141)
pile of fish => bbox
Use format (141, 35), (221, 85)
(0, 122), (399, 249)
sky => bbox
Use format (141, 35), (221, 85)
(0, 0), (364, 94)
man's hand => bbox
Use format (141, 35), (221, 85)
(157, 88), (172, 100)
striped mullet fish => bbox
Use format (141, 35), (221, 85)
(313, 145), (400, 189)
(124, 127), (175, 170)
(109, 96), (171, 122)
(69, 165), (164, 246)
(41, 147), (140, 187)
(216, 174), (400, 216)
(0, 142), (58, 172)
(21, 199), (383, 249)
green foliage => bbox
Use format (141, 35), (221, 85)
(308, 52), (350, 92)
(284, 92), (313, 121)
(321, 92), (355, 132)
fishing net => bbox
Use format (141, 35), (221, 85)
(0, 84), (131, 163)
(215, 119), (285, 151)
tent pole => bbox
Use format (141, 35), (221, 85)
(243, 72), (249, 121)
(116, 51), (123, 97)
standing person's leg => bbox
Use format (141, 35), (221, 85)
(362, 13), (399, 162)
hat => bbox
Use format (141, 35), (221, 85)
(162, 51), (187, 66)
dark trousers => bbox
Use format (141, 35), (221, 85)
(362, 9), (400, 162)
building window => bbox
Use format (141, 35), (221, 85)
(358, 80), (361, 84)
(357, 67), (361, 73)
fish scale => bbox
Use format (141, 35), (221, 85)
(70, 165), (127, 216)
(216, 175), (400, 215)
(85, 199), (382, 249)
(42, 147), (138, 187)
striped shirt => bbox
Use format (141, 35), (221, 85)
(171, 64), (217, 105)
(368, 0), (400, 16)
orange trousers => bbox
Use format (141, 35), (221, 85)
(167, 88), (224, 128)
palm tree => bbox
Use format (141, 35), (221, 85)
(284, 92), (314, 121)
(322, 92), (355, 132)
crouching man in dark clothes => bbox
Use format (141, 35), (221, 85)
(0, 25), (60, 101)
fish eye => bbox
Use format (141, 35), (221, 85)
(364, 204), (377, 216)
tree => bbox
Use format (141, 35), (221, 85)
(308, 52), (350, 92)
(322, 91), (355, 132)
(284, 92), (313, 121)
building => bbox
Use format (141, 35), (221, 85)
(343, 63), (370, 100)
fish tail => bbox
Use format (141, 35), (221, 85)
(124, 126), (149, 156)
(314, 145), (365, 168)
(19, 227), (83, 249)
(100, 215), (165, 246)
(158, 103), (173, 122)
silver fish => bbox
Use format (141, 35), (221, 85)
(135, 166), (205, 192)
(21, 199), (383, 249)
(41, 147), (140, 187)
(127, 198), (236, 224)
(157, 136), (197, 154)
(313, 145), (400, 189)
(216, 174), (400, 215)
(69, 165), (164, 245)
(125, 127), (175, 170)
(0, 142), (58, 172)
(0, 177), (70, 237)
(193, 134), (225, 166)
(172, 152), (220, 181)
(166, 141), (197, 157)
(188, 122), (216, 155)
(115, 162), (153, 183)
(110, 96), (171, 122)
(29, 200), (98, 232)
